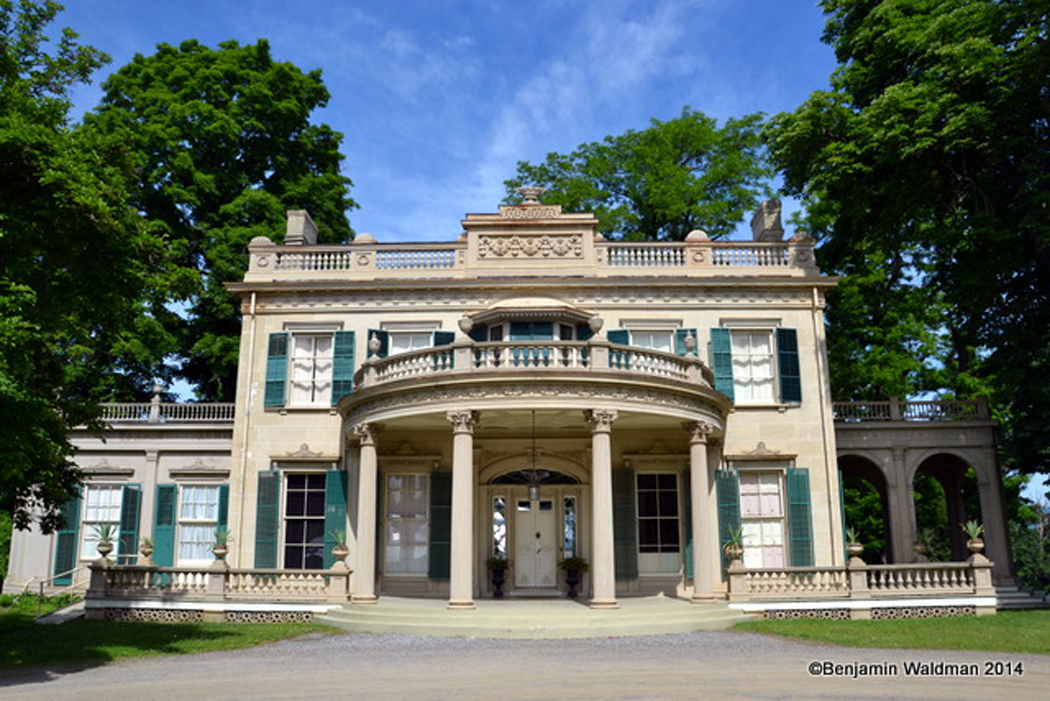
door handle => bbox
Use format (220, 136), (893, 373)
(536, 532), (541, 539)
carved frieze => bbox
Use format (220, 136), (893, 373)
(478, 234), (583, 259)
(498, 205), (562, 220)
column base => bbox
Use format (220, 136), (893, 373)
(589, 598), (619, 609)
(351, 594), (378, 605)
(447, 599), (476, 610)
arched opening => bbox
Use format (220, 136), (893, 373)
(490, 469), (580, 485)
(913, 454), (981, 561)
(838, 455), (892, 563)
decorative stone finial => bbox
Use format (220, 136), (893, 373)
(588, 316), (604, 333)
(368, 333), (382, 356)
(517, 186), (547, 204)
(458, 316), (474, 333)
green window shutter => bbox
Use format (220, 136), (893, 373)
(118, 484), (141, 565)
(331, 330), (356, 406)
(218, 484), (230, 529)
(52, 489), (81, 585)
(255, 471), (280, 569)
(786, 467), (814, 567)
(776, 328), (802, 403)
(323, 470), (349, 568)
(153, 484), (178, 567)
(428, 471), (452, 580)
(607, 329), (630, 345)
(710, 328), (735, 401)
(612, 468), (638, 580)
(468, 325), (486, 342)
(576, 323), (594, 341)
(367, 329), (389, 358)
(715, 469), (741, 579)
(433, 330), (455, 346)
(264, 332), (289, 407)
(682, 469), (693, 579)
(676, 328), (698, 356)
(509, 321), (531, 340)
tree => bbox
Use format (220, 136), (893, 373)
(505, 107), (771, 241)
(765, 0), (1050, 474)
(83, 39), (357, 400)
(0, 0), (152, 530)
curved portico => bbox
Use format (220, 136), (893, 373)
(339, 330), (729, 609)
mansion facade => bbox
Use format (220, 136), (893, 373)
(5, 195), (1012, 610)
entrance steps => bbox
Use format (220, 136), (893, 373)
(317, 595), (755, 639)
(995, 585), (1050, 610)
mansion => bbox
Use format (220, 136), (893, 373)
(5, 194), (1012, 614)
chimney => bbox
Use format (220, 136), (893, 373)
(285, 210), (318, 246)
(750, 200), (785, 242)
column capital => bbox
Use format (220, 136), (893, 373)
(584, 409), (618, 433)
(683, 420), (715, 445)
(353, 422), (382, 446)
(446, 410), (479, 434)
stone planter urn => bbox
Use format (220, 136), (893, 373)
(724, 544), (744, 563)
(846, 542), (864, 557)
(332, 544), (350, 563)
(212, 544), (229, 561)
(140, 543), (154, 559)
(96, 541), (114, 558)
(913, 541), (927, 556)
(486, 558), (510, 599)
(966, 538), (985, 554)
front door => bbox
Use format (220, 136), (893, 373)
(513, 498), (557, 588)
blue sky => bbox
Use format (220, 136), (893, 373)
(59, 0), (836, 242)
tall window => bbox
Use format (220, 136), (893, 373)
(81, 485), (122, 559)
(178, 486), (220, 563)
(492, 496), (507, 558)
(731, 330), (774, 403)
(630, 331), (673, 352)
(739, 472), (785, 568)
(289, 334), (333, 406)
(389, 332), (432, 355)
(384, 474), (429, 575)
(636, 473), (680, 553)
(284, 473), (326, 569)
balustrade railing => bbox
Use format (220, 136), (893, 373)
(356, 339), (712, 389)
(833, 398), (989, 423)
(606, 245), (685, 267)
(87, 562), (351, 604)
(710, 244), (791, 267)
(728, 556), (994, 602)
(99, 402), (235, 423)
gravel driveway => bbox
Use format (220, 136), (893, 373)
(0, 631), (1045, 699)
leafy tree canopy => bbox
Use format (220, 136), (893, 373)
(505, 107), (772, 241)
(765, 0), (1050, 473)
(83, 39), (358, 400)
(0, 0), (153, 530)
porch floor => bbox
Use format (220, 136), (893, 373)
(317, 594), (755, 639)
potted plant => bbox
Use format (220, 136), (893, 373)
(213, 526), (232, 561)
(486, 556), (511, 599)
(330, 529), (350, 563)
(723, 527), (744, 563)
(138, 536), (154, 564)
(558, 556), (589, 599)
(92, 523), (117, 560)
(845, 527), (864, 557)
(961, 520), (985, 553)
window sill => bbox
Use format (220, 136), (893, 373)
(730, 402), (799, 413)
(269, 406), (339, 416)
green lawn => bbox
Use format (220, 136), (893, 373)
(0, 594), (337, 669)
(736, 610), (1050, 655)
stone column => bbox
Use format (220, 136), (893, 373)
(351, 423), (380, 604)
(888, 448), (917, 563)
(585, 409), (618, 609)
(975, 449), (1013, 584)
(447, 410), (479, 609)
(685, 421), (715, 602)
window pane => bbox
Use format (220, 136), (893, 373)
(638, 519), (658, 547)
(659, 519), (680, 548)
(638, 491), (658, 517)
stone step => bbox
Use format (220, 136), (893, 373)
(995, 586), (1050, 610)
(316, 596), (755, 639)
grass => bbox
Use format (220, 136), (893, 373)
(736, 610), (1050, 655)
(0, 594), (337, 669)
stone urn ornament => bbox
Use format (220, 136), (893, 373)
(845, 528), (864, 558)
(961, 520), (985, 554)
(330, 530), (350, 564)
(92, 523), (117, 560)
(724, 527), (745, 564)
(212, 526), (232, 561)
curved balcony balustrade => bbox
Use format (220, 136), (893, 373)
(341, 338), (727, 428)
